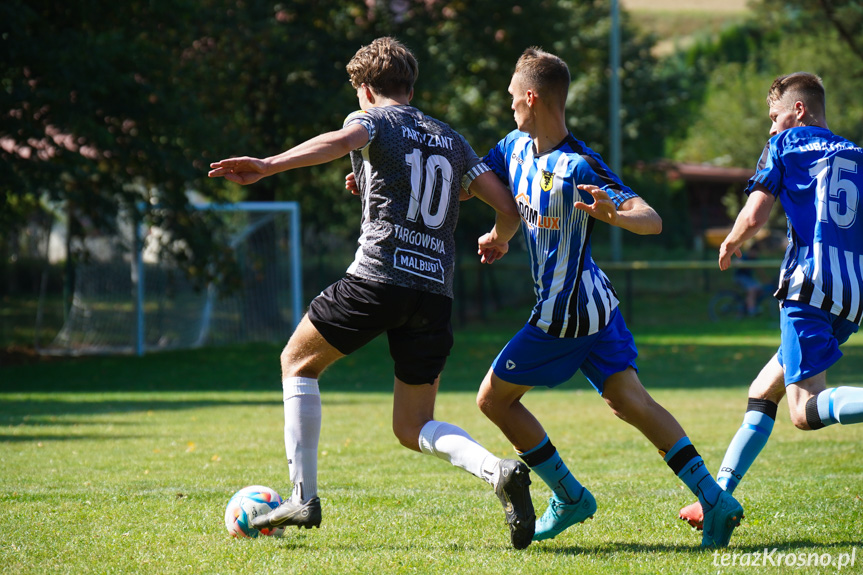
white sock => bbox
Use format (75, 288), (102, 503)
(418, 420), (501, 486)
(283, 376), (321, 502)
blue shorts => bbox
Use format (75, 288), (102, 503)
(491, 308), (638, 394)
(777, 300), (859, 385)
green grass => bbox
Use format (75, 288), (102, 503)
(2, 307), (862, 574)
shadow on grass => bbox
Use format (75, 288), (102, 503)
(0, 433), (148, 443)
(537, 538), (863, 555)
(0, 397), (280, 431)
(2, 331), (860, 394)
(267, 537), (863, 556)
(725, 539), (863, 552)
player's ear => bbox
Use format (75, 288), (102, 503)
(793, 100), (806, 121)
(408, 87), (414, 102)
(361, 83), (375, 104)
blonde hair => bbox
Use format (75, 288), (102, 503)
(346, 37), (418, 98)
(514, 47), (570, 109)
(767, 72), (826, 117)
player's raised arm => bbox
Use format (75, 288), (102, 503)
(575, 184), (662, 235)
(468, 171), (521, 264)
(209, 124), (369, 185)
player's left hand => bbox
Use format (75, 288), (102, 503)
(345, 172), (360, 195)
(718, 241), (742, 271)
(575, 185), (618, 225)
(477, 232), (509, 264)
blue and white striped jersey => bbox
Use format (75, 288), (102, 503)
(484, 130), (638, 337)
(748, 126), (863, 325)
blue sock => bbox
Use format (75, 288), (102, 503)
(809, 387), (863, 427)
(716, 399), (777, 494)
(518, 435), (585, 504)
(664, 436), (723, 511)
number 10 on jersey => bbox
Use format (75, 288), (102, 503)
(405, 149), (453, 230)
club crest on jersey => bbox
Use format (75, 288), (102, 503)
(540, 170), (554, 192)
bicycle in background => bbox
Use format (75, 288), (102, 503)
(708, 282), (779, 322)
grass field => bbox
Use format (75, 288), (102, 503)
(2, 305), (862, 574)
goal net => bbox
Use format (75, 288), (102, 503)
(38, 202), (303, 355)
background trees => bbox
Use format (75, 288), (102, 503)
(3, 0), (862, 285)
(666, 0), (863, 169)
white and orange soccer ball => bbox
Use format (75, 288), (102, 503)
(224, 485), (285, 538)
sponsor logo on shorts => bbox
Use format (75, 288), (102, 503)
(506, 359), (516, 370)
(394, 248), (445, 284)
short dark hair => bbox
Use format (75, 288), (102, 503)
(514, 47), (570, 109)
(767, 72), (825, 117)
(346, 37), (418, 98)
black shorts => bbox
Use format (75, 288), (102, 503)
(307, 275), (453, 385)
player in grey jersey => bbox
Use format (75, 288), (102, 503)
(341, 104), (481, 298)
(208, 37), (534, 548)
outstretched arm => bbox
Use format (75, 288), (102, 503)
(719, 186), (775, 271)
(468, 172), (521, 264)
(575, 184), (662, 235)
(209, 124), (369, 185)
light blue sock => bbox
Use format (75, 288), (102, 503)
(716, 399), (777, 494)
(664, 436), (722, 511)
(518, 435), (586, 504)
(815, 387), (863, 426)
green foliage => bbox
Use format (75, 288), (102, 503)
(670, 60), (772, 167)
(661, 0), (863, 247)
(621, 167), (692, 249)
(668, 0), (863, 167)
(0, 0), (237, 284)
(17, 0), (863, 278)
(3, 0), (680, 280)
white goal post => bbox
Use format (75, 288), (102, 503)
(39, 201), (303, 356)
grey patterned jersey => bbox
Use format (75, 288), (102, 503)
(343, 105), (488, 298)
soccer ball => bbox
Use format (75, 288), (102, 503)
(224, 485), (285, 538)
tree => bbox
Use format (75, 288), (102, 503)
(668, 0), (863, 169)
(0, 0), (236, 285)
(760, 0), (863, 68)
(3, 0), (676, 291)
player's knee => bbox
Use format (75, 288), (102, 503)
(280, 345), (320, 379)
(391, 419), (422, 451)
(280, 346), (303, 377)
(793, 418), (813, 431)
(476, 387), (509, 422)
(604, 394), (640, 421)
(790, 408), (813, 430)
(606, 403), (634, 425)
(476, 390), (492, 416)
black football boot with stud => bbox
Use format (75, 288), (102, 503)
(251, 497), (322, 530)
(494, 459), (535, 549)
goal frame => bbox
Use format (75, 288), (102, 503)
(129, 201), (303, 356)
